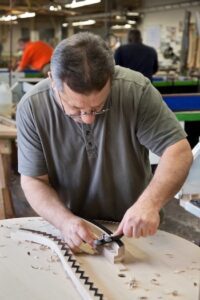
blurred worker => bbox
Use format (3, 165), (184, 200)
(0, 41), (3, 59)
(16, 38), (53, 75)
(114, 29), (158, 81)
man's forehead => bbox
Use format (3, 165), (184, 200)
(61, 80), (111, 107)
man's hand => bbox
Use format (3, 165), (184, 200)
(114, 201), (160, 238)
(60, 215), (96, 252)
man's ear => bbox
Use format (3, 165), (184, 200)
(48, 72), (55, 88)
(48, 71), (52, 80)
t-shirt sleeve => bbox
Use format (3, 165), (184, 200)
(136, 81), (187, 156)
(16, 99), (48, 176)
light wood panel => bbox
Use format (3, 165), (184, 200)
(0, 217), (199, 300)
(0, 123), (17, 219)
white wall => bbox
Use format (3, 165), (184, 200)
(140, 6), (200, 67)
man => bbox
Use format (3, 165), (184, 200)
(114, 29), (158, 81)
(17, 32), (192, 251)
(16, 38), (53, 74)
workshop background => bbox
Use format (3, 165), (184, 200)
(0, 0), (199, 242)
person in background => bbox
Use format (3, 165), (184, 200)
(16, 38), (53, 75)
(0, 41), (3, 59)
(114, 29), (158, 81)
(17, 32), (192, 252)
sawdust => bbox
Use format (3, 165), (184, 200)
(47, 255), (60, 263)
(126, 278), (139, 289)
(174, 269), (185, 274)
(150, 278), (160, 286)
(39, 245), (49, 251)
(166, 290), (179, 297)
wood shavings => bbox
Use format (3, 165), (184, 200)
(154, 273), (161, 277)
(52, 271), (58, 275)
(150, 278), (160, 286)
(172, 290), (179, 296)
(47, 255), (60, 263)
(119, 266), (128, 272)
(174, 269), (185, 274)
(118, 273), (126, 278)
(166, 290), (179, 297)
(31, 265), (42, 270)
(165, 253), (174, 258)
(4, 236), (11, 239)
(127, 278), (139, 289)
(39, 245), (49, 251)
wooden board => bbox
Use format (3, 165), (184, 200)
(0, 217), (199, 300)
(0, 124), (17, 138)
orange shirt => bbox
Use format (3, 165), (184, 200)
(18, 41), (53, 71)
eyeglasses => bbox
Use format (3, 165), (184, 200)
(56, 89), (112, 122)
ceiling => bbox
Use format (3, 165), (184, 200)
(0, 0), (142, 29)
(0, 0), (141, 15)
(0, 0), (199, 27)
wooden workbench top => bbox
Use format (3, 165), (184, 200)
(0, 217), (199, 300)
(0, 123), (17, 138)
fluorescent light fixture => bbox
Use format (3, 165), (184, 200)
(126, 12), (139, 16)
(72, 19), (96, 26)
(18, 12), (36, 18)
(62, 23), (69, 27)
(0, 15), (17, 21)
(127, 20), (136, 25)
(49, 5), (62, 11)
(112, 24), (132, 30)
(65, 0), (101, 9)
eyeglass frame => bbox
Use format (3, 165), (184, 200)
(55, 87), (112, 120)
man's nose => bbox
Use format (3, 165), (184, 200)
(81, 113), (96, 124)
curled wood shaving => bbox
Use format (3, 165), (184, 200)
(193, 282), (197, 286)
(166, 290), (179, 297)
(174, 269), (185, 274)
(39, 245), (49, 251)
(127, 278), (139, 289)
(31, 265), (42, 270)
(150, 278), (160, 286)
(47, 255), (60, 263)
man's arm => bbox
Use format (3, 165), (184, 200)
(21, 174), (96, 250)
(115, 139), (193, 238)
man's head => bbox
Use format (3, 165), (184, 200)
(128, 29), (142, 44)
(50, 32), (115, 93)
(18, 38), (30, 51)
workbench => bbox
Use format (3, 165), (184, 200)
(0, 217), (199, 300)
(0, 122), (17, 219)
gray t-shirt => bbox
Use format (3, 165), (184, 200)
(17, 66), (186, 221)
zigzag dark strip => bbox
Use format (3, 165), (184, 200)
(20, 228), (105, 300)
